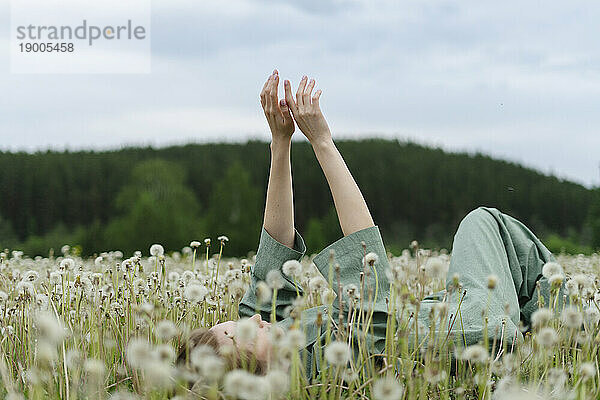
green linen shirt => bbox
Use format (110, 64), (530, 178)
(239, 206), (559, 377)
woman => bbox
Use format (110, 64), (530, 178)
(179, 70), (559, 377)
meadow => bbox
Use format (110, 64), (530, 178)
(0, 238), (599, 400)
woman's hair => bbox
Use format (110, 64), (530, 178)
(177, 328), (267, 375)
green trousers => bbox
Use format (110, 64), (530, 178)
(239, 206), (557, 375)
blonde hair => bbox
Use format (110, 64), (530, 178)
(177, 328), (267, 375)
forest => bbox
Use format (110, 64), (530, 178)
(0, 138), (598, 257)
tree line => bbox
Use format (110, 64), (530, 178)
(0, 139), (597, 257)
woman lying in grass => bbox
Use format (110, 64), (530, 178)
(179, 70), (563, 379)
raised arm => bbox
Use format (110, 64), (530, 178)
(261, 70), (296, 248)
(283, 76), (374, 237)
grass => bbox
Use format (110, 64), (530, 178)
(0, 241), (598, 399)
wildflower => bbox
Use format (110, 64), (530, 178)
(61, 245), (70, 255)
(150, 244), (164, 257)
(561, 306), (583, 329)
(308, 276), (327, 292)
(285, 329), (306, 349)
(373, 376), (404, 400)
(126, 338), (152, 368)
(196, 355), (225, 382)
(84, 358), (106, 378)
(59, 258), (75, 271)
(265, 370), (289, 396)
(565, 279), (578, 296)
(183, 283), (208, 303)
(535, 327), (558, 348)
(424, 257), (447, 279)
(236, 318), (258, 342)
(167, 271), (180, 282)
(94, 256), (103, 266)
(266, 270), (285, 290)
(204, 238), (211, 246)
(22, 270), (39, 283)
(579, 362), (596, 380)
(256, 281), (272, 304)
(548, 273), (564, 288)
(190, 344), (217, 367)
(325, 341), (351, 366)
(224, 370), (267, 400)
(16, 281), (35, 298)
(36, 341), (58, 363)
(542, 262), (563, 279)
(143, 361), (175, 390)
(217, 235), (229, 243)
(190, 241), (201, 248)
(363, 252), (379, 266)
(156, 344), (176, 363)
(282, 260), (302, 278)
(487, 274), (498, 290)
(460, 344), (488, 363)
(531, 308), (553, 328)
(584, 306), (600, 326)
(156, 320), (178, 341)
(546, 367), (567, 389)
(35, 312), (66, 345)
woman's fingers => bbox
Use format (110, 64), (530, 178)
(312, 89), (322, 109)
(304, 79), (315, 105)
(260, 73), (271, 108)
(296, 76), (308, 106)
(284, 80), (299, 116)
(279, 99), (292, 123)
(264, 74), (274, 115)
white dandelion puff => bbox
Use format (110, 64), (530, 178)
(373, 377), (404, 400)
(542, 262), (563, 279)
(184, 284), (208, 303)
(266, 270), (285, 290)
(150, 244), (164, 257)
(561, 306), (583, 329)
(535, 327), (558, 348)
(282, 260), (302, 278)
(325, 341), (351, 367)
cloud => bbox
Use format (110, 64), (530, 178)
(0, 0), (599, 186)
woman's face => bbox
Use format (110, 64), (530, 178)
(209, 314), (275, 363)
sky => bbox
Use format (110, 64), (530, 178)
(0, 0), (599, 187)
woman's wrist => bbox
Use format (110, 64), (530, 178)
(270, 136), (292, 151)
(311, 136), (335, 154)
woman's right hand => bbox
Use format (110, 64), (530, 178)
(260, 70), (295, 142)
(284, 76), (332, 146)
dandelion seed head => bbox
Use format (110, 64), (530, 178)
(126, 338), (152, 368)
(190, 241), (201, 248)
(265, 369), (289, 395)
(363, 252), (379, 266)
(236, 318), (258, 342)
(424, 257), (447, 279)
(535, 327), (558, 348)
(542, 262), (563, 279)
(224, 370), (266, 400)
(156, 320), (178, 341)
(256, 281), (272, 304)
(325, 341), (351, 366)
(373, 377), (404, 400)
(282, 260), (302, 278)
(184, 283), (208, 303)
(266, 270), (285, 290)
(561, 306), (583, 329)
(460, 344), (488, 363)
(149, 244), (164, 257)
(531, 308), (553, 328)
(84, 358), (106, 377)
(580, 362), (596, 380)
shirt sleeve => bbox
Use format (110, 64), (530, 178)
(238, 227), (307, 320)
(311, 225), (391, 314)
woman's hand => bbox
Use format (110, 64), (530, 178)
(260, 70), (295, 142)
(284, 76), (332, 146)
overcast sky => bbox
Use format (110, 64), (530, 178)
(0, 0), (599, 187)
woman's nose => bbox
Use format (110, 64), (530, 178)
(251, 313), (262, 323)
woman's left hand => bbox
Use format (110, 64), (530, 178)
(260, 70), (295, 141)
